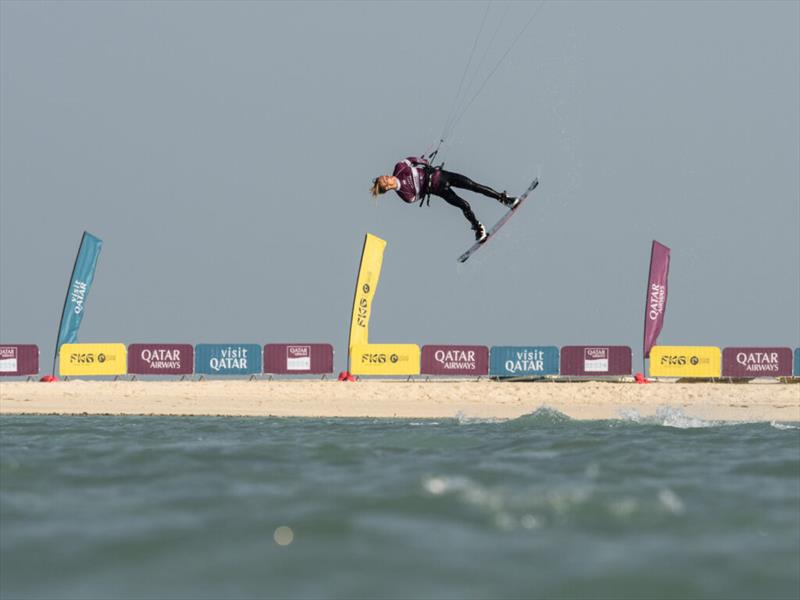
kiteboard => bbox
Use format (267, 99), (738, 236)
(457, 177), (539, 263)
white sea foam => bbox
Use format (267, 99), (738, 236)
(657, 488), (686, 515)
(422, 475), (501, 510)
(421, 474), (593, 531)
(423, 476), (450, 495)
(619, 406), (724, 429)
(770, 421), (800, 430)
(520, 514), (541, 530)
(657, 407), (722, 429)
(521, 450), (561, 460)
(454, 411), (501, 425)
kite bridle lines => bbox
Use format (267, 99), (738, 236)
(425, 0), (547, 166)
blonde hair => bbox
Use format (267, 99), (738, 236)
(370, 177), (384, 198)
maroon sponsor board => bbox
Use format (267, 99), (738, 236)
(560, 346), (632, 376)
(127, 344), (193, 375)
(722, 347), (793, 378)
(263, 344), (334, 375)
(421, 345), (489, 376)
(0, 344), (39, 376)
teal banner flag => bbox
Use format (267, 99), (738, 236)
(54, 232), (102, 371)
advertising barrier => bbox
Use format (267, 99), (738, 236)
(421, 345), (488, 376)
(649, 346), (721, 378)
(490, 346), (559, 377)
(264, 344), (334, 375)
(795, 348), (799, 377)
(0, 345), (39, 377)
(560, 346), (632, 377)
(59, 343), (127, 376)
(350, 344), (421, 376)
(128, 344), (194, 376)
(195, 344), (262, 376)
(722, 347), (793, 378)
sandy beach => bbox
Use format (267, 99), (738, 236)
(1, 380), (798, 422)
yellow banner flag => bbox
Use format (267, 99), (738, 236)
(60, 343), (127, 376)
(348, 233), (386, 352)
(350, 344), (421, 376)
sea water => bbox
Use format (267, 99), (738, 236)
(1, 410), (798, 599)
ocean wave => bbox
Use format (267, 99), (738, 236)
(507, 407), (574, 426)
(454, 407), (574, 427)
(618, 406), (725, 429)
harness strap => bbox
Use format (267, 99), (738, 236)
(418, 164), (443, 208)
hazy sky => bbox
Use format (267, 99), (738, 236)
(1, 0), (798, 373)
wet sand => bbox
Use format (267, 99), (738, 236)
(1, 380), (798, 422)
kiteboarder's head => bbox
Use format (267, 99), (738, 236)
(370, 175), (398, 197)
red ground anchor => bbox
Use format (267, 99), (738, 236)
(39, 375), (60, 382)
(337, 371), (356, 382)
(634, 372), (650, 384)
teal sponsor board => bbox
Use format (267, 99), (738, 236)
(490, 346), (559, 377)
(195, 344), (262, 376)
(795, 348), (799, 376)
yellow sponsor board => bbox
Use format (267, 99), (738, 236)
(60, 343), (127, 376)
(349, 233), (387, 350)
(350, 343), (421, 376)
(649, 346), (721, 378)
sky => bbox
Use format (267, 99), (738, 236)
(1, 0), (798, 373)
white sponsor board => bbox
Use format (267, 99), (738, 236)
(584, 348), (609, 372)
(286, 346), (311, 371)
(0, 347), (18, 372)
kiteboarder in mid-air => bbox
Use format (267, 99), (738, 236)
(371, 156), (520, 243)
(368, 3), (545, 260)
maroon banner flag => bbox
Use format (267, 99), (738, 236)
(643, 240), (671, 359)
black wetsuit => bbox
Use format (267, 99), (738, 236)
(430, 170), (505, 231)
